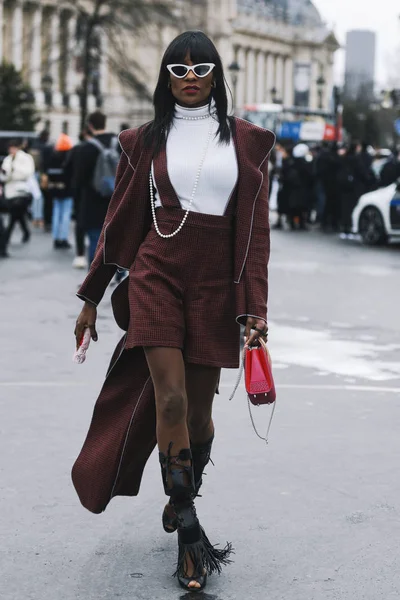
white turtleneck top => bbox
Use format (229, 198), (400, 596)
(152, 102), (238, 215)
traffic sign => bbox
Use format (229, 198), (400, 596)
(394, 118), (400, 135)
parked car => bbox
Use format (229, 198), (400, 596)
(351, 182), (400, 245)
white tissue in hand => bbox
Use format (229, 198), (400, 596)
(73, 328), (91, 364)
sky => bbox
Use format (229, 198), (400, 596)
(313, 0), (400, 86)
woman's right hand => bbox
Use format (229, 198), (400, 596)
(74, 302), (98, 349)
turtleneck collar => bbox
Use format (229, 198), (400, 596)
(174, 99), (216, 120)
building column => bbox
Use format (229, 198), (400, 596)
(12, 0), (23, 71)
(274, 55), (284, 102)
(66, 13), (80, 110)
(265, 53), (275, 102)
(30, 3), (44, 105)
(49, 8), (62, 107)
(99, 29), (108, 103)
(236, 46), (246, 109)
(245, 48), (256, 105)
(284, 56), (294, 106)
(0, 0), (4, 64)
(310, 60), (319, 109)
(256, 50), (265, 104)
(227, 45), (238, 113)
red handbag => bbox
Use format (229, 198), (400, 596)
(230, 338), (277, 444)
(245, 338), (276, 406)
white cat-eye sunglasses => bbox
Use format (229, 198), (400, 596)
(167, 63), (215, 79)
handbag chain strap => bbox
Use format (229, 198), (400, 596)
(228, 355), (244, 403)
(229, 341), (276, 445)
(247, 395), (276, 445)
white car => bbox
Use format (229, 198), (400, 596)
(352, 183), (400, 245)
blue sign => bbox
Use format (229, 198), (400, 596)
(279, 121), (301, 141)
(394, 118), (400, 135)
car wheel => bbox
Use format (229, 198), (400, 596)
(359, 207), (388, 246)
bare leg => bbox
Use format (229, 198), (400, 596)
(185, 363), (220, 444)
(144, 347), (200, 589)
(163, 363), (219, 537)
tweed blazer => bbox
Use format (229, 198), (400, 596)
(77, 117), (276, 325)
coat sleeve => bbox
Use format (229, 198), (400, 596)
(76, 151), (129, 306)
(236, 159), (271, 326)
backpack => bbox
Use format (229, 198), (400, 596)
(89, 136), (119, 198)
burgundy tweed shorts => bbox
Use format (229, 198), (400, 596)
(127, 208), (240, 368)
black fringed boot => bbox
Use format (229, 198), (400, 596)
(159, 442), (232, 592)
(162, 434), (214, 534)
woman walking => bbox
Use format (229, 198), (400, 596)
(2, 139), (35, 244)
(73, 30), (274, 592)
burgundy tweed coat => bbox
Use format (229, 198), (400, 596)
(72, 118), (275, 513)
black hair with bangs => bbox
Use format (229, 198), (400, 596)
(144, 30), (234, 154)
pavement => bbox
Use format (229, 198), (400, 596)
(1, 223), (400, 600)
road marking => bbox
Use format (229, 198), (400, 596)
(219, 383), (400, 394)
(0, 381), (85, 387)
(1, 382), (400, 394)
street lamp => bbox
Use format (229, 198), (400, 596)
(228, 60), (241, 113)
(270, 86), (277, 103)
(316, 74), (326, 110)
(333, 85), (342, 142)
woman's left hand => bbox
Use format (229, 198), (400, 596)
(244, 317), (268, 347)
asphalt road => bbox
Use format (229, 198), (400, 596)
(1, 224), (400, 600)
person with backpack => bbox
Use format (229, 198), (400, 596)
(71, 111), (118, 266)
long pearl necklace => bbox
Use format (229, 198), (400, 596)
(149, 116), (214, 239)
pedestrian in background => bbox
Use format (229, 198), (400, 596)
(68, 127), (92, 269)
(45, 133), (74, 249)
(1, 139), (35, 244)
(71, 111), (118, 266)
(0, 213), (7, 257)
(359, 142), (378, 193)
(37, 130), (53, 232)
(320, 143), (341, 232)
(73, 30), (273, 593)
(27, 137), (45, 228)
(337, 143), (371, 237)
(313, 143), (328, 225)
(0, 178), (8, 257)
(286, 143), (314, 230)
(273, 144), (290, 229)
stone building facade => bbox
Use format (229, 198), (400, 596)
(0, 0), (338, 140)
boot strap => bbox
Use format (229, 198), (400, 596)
(159, 442), (195, 497)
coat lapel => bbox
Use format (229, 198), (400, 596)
(233, 118), (276, 283)
(104, 130), (154, 267)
